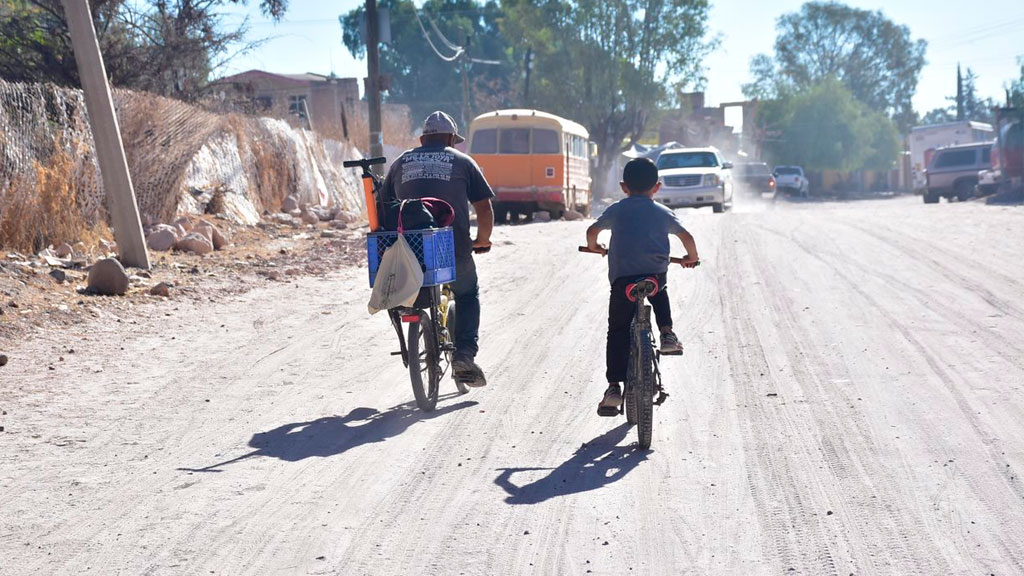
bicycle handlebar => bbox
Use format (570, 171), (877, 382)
(343, 157), (387, 171)
(578, 246), (699, 267)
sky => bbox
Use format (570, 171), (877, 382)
(220, 0), (1024, 123)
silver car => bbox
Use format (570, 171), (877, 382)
(654, 147), (734, 213)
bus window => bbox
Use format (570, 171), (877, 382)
(533, 129), (560, 154)
(471, 129), (497, 154)
(499, 128), (531, 154)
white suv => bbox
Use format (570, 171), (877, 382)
(655, 147), (734, 213)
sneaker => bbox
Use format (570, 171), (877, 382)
(597, 384), (622, 417)
(453, 357), (487, 388)
(660, 331), (683, 355)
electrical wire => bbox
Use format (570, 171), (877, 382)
(413, 7), (464, 62)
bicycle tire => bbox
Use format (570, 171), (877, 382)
(635, 329), (655, 449)
(624, 350), (638, 425)
(446, 302), (469, 394)
(407, 315), (441, 411)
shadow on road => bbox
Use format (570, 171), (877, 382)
(494, 423), (647, 505)
(179, 393), (476, 472)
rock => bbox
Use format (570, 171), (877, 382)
(99, 239), (118, 253)
(149, 282), (172, 297)
(334, 210), (361, 224)
(173, 217), (193, 233)
(282, 195), (300, 213)
(87, 258), (130, 296)
(320, 230), (338, 239)
(0, 354), (8, 366)
(146, 226), (179, 252)
(310, 206), (333, 222)
(564, 209), (584, 221)
(299, 209), (321, 226)
(270, 213), (298, 227)
(54, 243), (74, 258)
(190, 221), (215, 244)
(328, 220), (349, 230)
(49, 269), (67, 284)
(208, 223), (230, 250)
(72, 242), (87, 256)
(533, 211), (552, 222)
(174, 233), (214, 255)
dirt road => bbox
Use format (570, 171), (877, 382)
(3, 196), (1024, 575)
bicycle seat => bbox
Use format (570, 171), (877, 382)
(626, 277), (659, 302)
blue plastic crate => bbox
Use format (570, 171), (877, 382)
(367, 227), (456, 287)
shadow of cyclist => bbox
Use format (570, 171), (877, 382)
(180, 393), (476, 472)
(493, 423), (647, 505)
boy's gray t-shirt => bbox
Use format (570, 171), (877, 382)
(592, 196), (687, 282)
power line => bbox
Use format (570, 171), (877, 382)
(412, 7), (463, 62)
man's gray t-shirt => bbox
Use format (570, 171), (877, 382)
(592, 196), (687, 282)
(383, 143), (494, 259)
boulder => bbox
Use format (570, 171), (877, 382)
(310, 206), (333, 222)
(149, 282), (172, 297)
(173, 217), (193, 233)
(54, 243), (74, 258)
(533, 211), (552, 222)
(146, 225), (179, 252)
(564, 209), (584, 221)
(49, 269), (68, 284)
(282, 195), (300, 214)
(334, 210), (361, 224)
(87, 258), (130, 296)
(174, 233), (214, 255)
(190, 221), (215, 243)
(300, 209), (321, 225)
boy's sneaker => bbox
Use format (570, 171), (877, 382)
(660, 331), (683, 355)
(597, 384), (622, 417)
(453, 356), (487, 388)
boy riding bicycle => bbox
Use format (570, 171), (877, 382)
(585, 157), (700, 416)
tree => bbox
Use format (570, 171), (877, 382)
(341, 0), (515, 127)
(755, 78), (898, 173)
(743, 1), (926, 131)
(1007, 56), (1023, 109)
(500, 0), (715, 196)
(917, 66), (996, 126)
(0, 0), (289, 100)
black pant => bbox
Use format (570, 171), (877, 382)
(606, 273), (672, 383)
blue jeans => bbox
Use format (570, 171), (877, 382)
(451, 256), (480, 360)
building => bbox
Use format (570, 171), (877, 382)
(212, 70), (360, 133)
(658, 92), (758, 158)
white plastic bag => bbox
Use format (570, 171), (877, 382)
(368, 234), (424, 314)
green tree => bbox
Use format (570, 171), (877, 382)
(500, 0), (714, 196)
(0, 0), (289, 100)
(341, 0), (515, 127)
(743, 1), (926, 131)
(917, 66), (996, 126)
(1006, 56), (1023, 109)
(756, 78), (898, 172)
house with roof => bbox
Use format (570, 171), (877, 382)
(212, 70), (361, 133)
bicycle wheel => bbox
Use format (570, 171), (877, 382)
(635, 329), (655, 449)
(407, 315), (441, 412)
(624, 350), (638, 425)
(446, 302), (469, 395)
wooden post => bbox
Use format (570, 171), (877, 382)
(61, 0), (150, 269)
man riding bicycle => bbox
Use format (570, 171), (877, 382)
(382, 111), (495, 387)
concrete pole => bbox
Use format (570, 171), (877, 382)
(61, 0), (150, 269)
(365, 0), (384, 172)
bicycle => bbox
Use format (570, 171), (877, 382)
(346, 156), (471, 412)
(579, 246), (698, 449)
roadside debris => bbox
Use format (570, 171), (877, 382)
(87, 258), (130, 296)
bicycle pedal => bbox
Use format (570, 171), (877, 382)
(390, 351), (403, 356)
(654, 391), (670, 406)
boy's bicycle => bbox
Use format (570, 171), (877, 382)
(346, 156), (469, 412)
(579, 246), (697, 449)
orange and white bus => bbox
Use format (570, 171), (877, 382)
(466, 109), (592, 222)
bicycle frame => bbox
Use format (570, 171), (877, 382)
(388, 284), (456, 371)
(626, 282), (664, 410)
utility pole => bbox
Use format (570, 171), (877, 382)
(61, 0), (150, 269)
(460, 34), (472, 130)
(365, 0), (384, 172)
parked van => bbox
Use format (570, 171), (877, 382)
(467, 109), (592, 222)
(924, 142), (992, 203)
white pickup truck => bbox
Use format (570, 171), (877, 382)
(773, 165), (810, 198)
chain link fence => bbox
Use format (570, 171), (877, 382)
(0, 79), (363, 251)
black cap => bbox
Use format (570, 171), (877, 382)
(622, 157), (659, 193)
